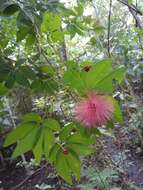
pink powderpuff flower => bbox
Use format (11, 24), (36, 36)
(74, 92), (114, 128)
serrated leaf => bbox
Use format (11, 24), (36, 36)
(4, 123), (37, 147)
(12, 127), (40, 158)
(20, 112), (41, 123)
(43, 118), (60, 131)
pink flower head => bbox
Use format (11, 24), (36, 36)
(74, 92), (114, 128)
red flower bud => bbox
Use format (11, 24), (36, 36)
(83, 65), (91, 72)
(63, 148), (69, 155)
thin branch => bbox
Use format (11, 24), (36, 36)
(117, 0), (143, 15)
(135, 0), (138, 27)
(127, 3), (143, 51)
(129, 6), (142, 29)
(34, 25), (55, 69)
(60, 26), (68, 62)
(107, 0), (112, 57)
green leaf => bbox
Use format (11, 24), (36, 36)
(16, 26), (30, 42)
(12, 127), (40, 158)
(0, 59), (13, 80)
(94, 66), (126, 93)
(43, 127), (55, 160)
(49, 143), (61, 163)
(67, 133), (93, 145)
(51, 30), (64, 42)
(17, 10), (33, 28)
(128, 0), (133, 5)
(25, 33), (36, 47)
(4, 123), (37, 147)
(66, 150), (81, 180)
(63, 70), (86, 94)
(68, 23), (84, 36)
(31, 80), (43, 92)
(42, 80), (58, 95)
(55, 151), (72, 184)
(39, 65), (55, 75)
(43, 118), (60, 131)
(20, 113), (41, 123)
(107, 121), (114, 129)
(20, 66), (36, 80)
(90, 37), (96, 45)
(85, 59), (112, 89)
(5, 73), (15, 89)
(67, 143), (94, 156)
(15, 66), (36, 86)
(59, 123), (75, 142)
(15, 70), (30, 87)
(41, 12), (61, 33)
(93, 25), (105, 33)
(1, 3), (20, 16)
(74, 3), (84, 16)
(112, 98), (123, 122)
(66, 60), (79, 70)
(0, 83), (8, 96)
(33, 129), (44, 162)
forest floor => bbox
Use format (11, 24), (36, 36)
(0, 124), (143, 190)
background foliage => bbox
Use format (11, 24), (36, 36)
(0, 0), (143, 189)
